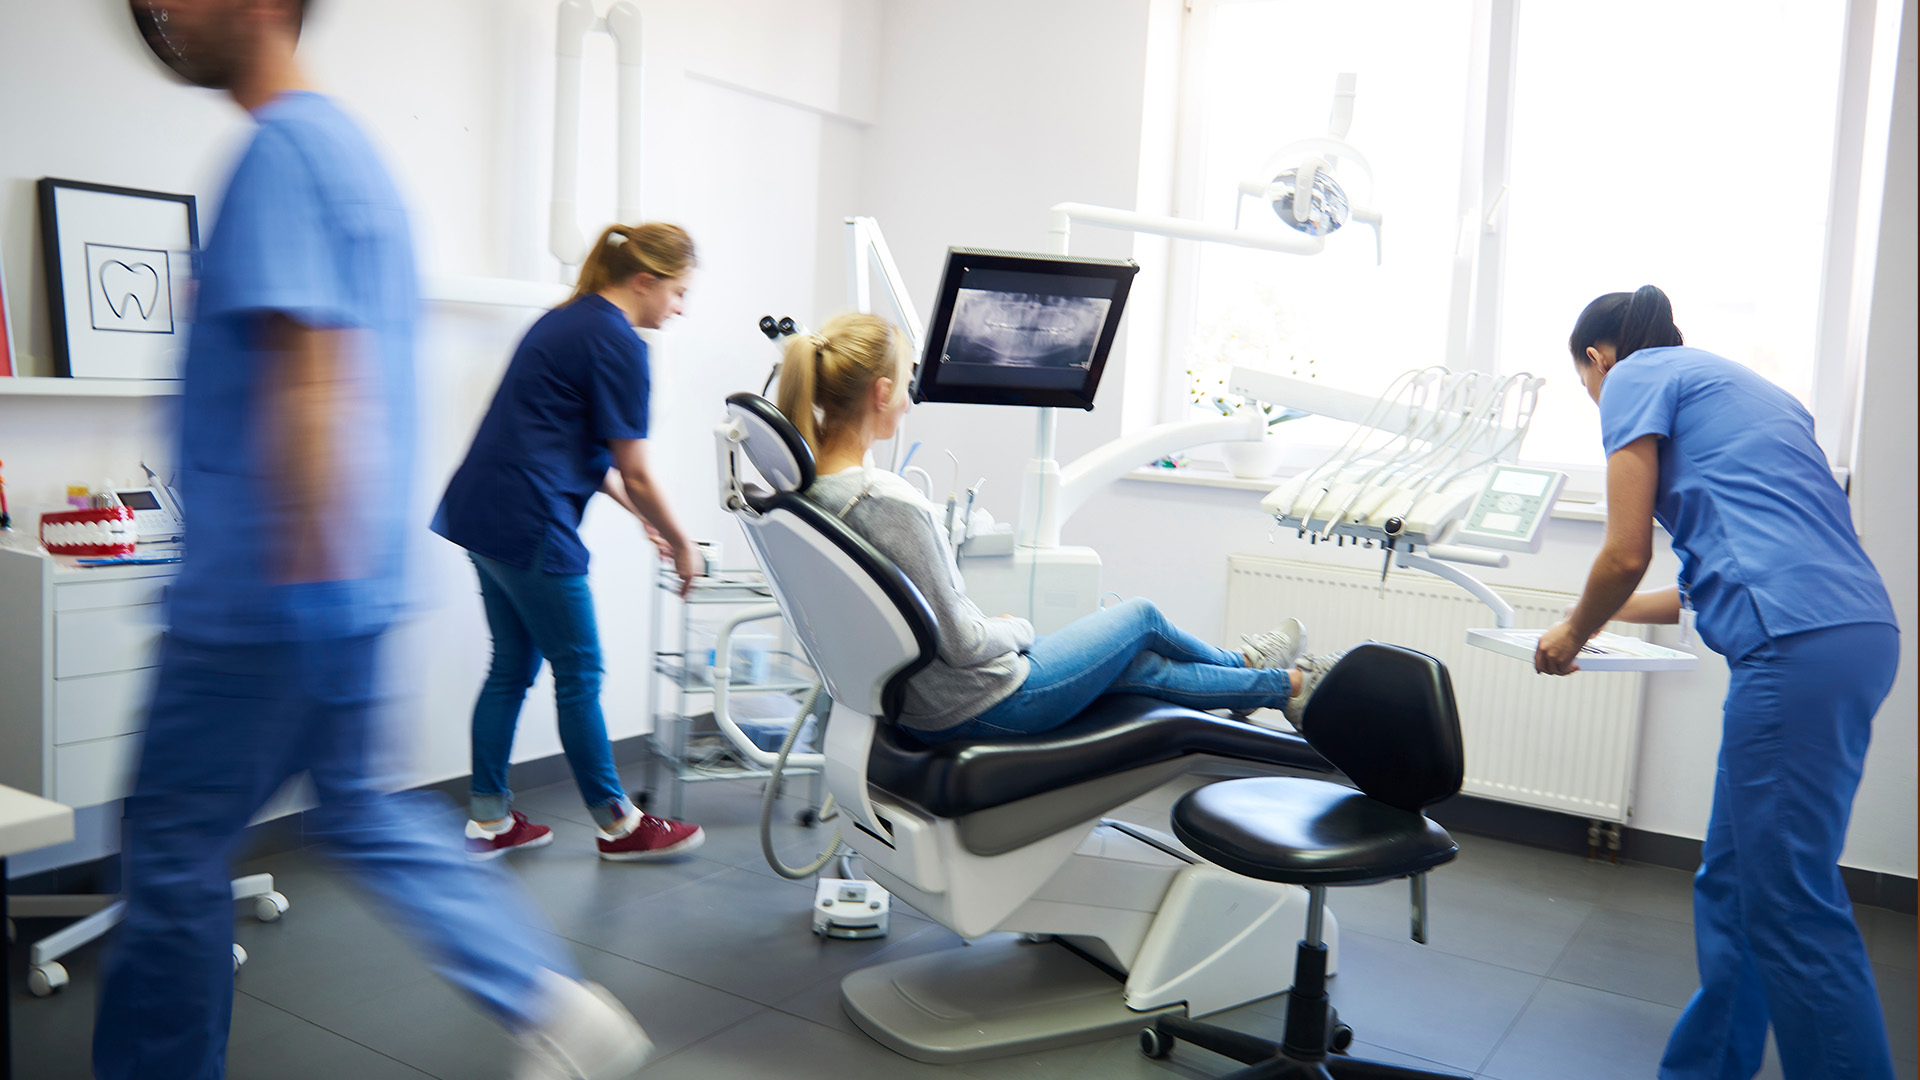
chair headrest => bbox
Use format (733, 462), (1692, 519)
(1300, 642), (1464, 812)
(726, 392), (815, 494)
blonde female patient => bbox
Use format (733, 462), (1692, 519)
(776, 313), (1347, 744)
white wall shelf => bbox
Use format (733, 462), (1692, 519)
(0, 377), (179, 398)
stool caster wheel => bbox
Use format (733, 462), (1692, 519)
(29, 962), (69, 997)
(797, 807), (820, 827)
(1139, 1026), (1171, 1059)
(253, 891), (290, 922)
(1331, 1023), (1354, 1053)
(232, 943), (247, 974)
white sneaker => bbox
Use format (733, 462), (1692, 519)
(1283, 650), (1347, 729)
(1241, 618), (1308, 670)
(513, 969), (655, 1080)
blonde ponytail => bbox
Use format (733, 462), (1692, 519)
(774, 313), (912, 455)
(568, 222), (697, 305)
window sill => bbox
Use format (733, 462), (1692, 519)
(1122, 464), (1613, 523)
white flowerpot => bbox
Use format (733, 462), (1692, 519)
(1222, 436), (1285, 479)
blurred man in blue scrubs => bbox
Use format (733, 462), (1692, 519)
(99, 3), (653, 1077)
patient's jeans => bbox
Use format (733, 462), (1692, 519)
(467, 552), (630, 828)
(925, 597), (1292, 742)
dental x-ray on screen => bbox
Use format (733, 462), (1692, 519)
(912, 248), (1138, 409)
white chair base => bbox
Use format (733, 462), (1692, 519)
(9, 872), (287, 997)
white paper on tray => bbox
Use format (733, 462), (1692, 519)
(1466, 628), (1699, 672)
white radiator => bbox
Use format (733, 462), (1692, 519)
(1225, 554), (1646, 824)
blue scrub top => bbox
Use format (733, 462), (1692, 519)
(432, 294), (649, 574)
(169, 92), (417, 644)
(1599, 346), (1895, 661)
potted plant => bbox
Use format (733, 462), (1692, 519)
(1185, 290), (1307, 479)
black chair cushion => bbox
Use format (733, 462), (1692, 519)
(867, 694), (1331, 818)
(1300, 643), (1464, 812)
(1172, 776), (1457, 886)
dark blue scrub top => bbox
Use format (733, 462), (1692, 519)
(170, 91), (417, 643)
(1599, 346), (1895, 661)
(433, 294), (648, 574)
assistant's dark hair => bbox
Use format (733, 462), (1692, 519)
(1568, 285), (1684, 365)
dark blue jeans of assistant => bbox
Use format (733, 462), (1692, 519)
(921, 597), (1293, 742)
(94, 633), (573, 1080)
(1658, 622), (1901, 1080)
(468, 552), (630, 829)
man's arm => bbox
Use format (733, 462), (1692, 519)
(263, 314), (350, 585)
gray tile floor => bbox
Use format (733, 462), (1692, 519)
(9, 765), (1917, 1079)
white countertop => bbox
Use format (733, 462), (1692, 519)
(0, 785), (75, 859)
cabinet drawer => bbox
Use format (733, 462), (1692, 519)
(55, 605), (164, 679)
(55, 734), (143, 808)
(55, 669), (155, 744)
(55, 577), (171, 612)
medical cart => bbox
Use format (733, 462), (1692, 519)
(643, 565), (826, 821)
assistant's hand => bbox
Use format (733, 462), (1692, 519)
(643, 521), (675, 564)
(1534, 620), (1586, 676)
(670, 541), (706, 599)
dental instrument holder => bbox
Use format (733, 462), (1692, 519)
(1235, 366), (1559, 630)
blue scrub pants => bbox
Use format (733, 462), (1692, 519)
(1659, 621), (1900, 1080)
(94, 632), (575, 1080)
(467, 552), (631, 829)
(922, 598), (1292, 742)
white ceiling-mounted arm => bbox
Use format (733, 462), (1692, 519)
(551, 1), (644, 271)
(606, 3), (644, 226)
(1328, 72), (1357, 138)
(550, 0), (595, 268)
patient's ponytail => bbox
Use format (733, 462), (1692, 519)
(774, 313), (912, 455)
(1568, 285), (1684, 366)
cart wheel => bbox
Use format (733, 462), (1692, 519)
(254, 891), (290, 922)
(29, 962), (69, 997)
(232, 943), (248, 974)
(1139, 1026), (1170, 1059)
(797, 807), (820, 827)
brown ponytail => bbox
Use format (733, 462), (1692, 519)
(774, 313), (912, 455)
(568, 222), (697, 306)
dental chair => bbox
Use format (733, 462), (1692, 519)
(715, 393), (1341, 1063)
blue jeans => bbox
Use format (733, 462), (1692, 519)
(923, 598), (1292, 742)
(1659, 622), (1900, 1080)
(95, 633), (574, 1080)
(468, 552), (629, 829)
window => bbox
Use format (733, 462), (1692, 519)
(1162, 0), (1865, 478)
(1493, 0), (1851, 466)
(1177, 0), (1475, 448)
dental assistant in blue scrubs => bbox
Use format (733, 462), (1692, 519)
(1535, 286), (1899, 1080)
(434, 222), (706, 862)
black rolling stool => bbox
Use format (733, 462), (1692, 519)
(1140, 642), (1470, 1080)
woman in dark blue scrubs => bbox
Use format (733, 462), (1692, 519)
(1536, 286), (1899, 1080)
(434, 223), (706, 863)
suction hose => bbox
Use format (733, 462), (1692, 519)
(759, 682), (843, 879)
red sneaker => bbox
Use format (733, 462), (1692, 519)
(596, 811), (705, 862)
(465, 811), (553, 861)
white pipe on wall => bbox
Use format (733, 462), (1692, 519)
(549, 0), (595, 269)
(606, 2), (644, 225)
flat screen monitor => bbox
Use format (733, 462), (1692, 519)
(911, 248), (1139, 410)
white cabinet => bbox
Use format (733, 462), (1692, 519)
(0, 547), (174, 808)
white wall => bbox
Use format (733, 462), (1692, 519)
(1, 0), (879, 876)
(853, 1), (1915, 877)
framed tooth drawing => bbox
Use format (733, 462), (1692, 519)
(38, 178), (198, 379)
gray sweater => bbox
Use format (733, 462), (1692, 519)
(806, 468), (1033, 732)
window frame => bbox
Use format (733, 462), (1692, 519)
(1149, 0), (1897, 498)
